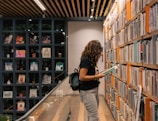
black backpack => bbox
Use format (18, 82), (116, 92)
(69, 68), (80, 91)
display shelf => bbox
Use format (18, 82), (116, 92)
(0, 18), (67, 120)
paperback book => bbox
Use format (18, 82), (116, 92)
(101, 65), (118, 75)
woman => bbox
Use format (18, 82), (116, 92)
(79, 40), (105, 121)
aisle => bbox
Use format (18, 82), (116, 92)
(28, 95), (115, 121)
(72, 95), (115, 121)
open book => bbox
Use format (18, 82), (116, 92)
(101, 65), (118, 75)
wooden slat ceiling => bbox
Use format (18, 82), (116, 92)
(0, 0), (113, 19)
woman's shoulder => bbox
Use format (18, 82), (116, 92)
(80, 56), (91, 67)
(81, 56), (89, 61)
(81, 56), (91, 63)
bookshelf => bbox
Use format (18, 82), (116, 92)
(104, 0), (158, 121)
(0, 18), (67, 120)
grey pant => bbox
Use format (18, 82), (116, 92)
(79, 87), (99, 121)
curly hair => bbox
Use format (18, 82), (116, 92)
(81, 40), (103, 67)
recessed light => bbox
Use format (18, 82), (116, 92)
(91, 8), (94, 12)
(90, 15), (93, 18)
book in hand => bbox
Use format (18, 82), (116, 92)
(101, 65), (118, 75)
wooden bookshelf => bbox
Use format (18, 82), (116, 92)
(104, 0), (158, 121)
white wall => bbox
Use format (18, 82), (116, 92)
(68, 21), (105, 95)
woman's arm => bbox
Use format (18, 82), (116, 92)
(79, 68), (104, 81)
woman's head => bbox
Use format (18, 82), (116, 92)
(81, 40), (103, 66)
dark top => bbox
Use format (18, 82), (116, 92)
(79, 56), (100, 90)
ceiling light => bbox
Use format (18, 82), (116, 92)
(91, 8), (94, 12)
(88, 19), (91, 22)
(90, 15), (93, 18)
(34, 0), (46, 11)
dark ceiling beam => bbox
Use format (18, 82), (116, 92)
(66, 0), (73, 17)
(0, 0), (111, 18)
(23, 0), (39, 17)
(2, 0), (25, 17)
(82, 0), (85, 17)
(49, 0), (61, 17)
(60, 0), (69, 17)
(76, 0), (81, 17)
(42, 0), (54, 17)
(27, 0), (46, 17)
(71, 0), (77, 17)
(87, 0), (90, 17)
(14, 0), (35, 17)
(55, 0), (65, 17)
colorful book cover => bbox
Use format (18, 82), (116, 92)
(16, 50), (26, 58)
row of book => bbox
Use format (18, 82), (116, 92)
(104, 63), (158, 99)
(105, 85), (138, 121)
(105, 15), (142, 50)
(105, 0), (147, 32)
(105, 35), (158, 65)
(3, 34), (52, 44)
(105, 2), (158, 43)
(142, 69), (158, 98)
(4, 48), (64, 58)
(106, 81), (158, 121)
(4, 61), (64, 71)
(3, 100), (26, 111)
(120, 36), (158, 64)
(5, 48), (52, 58)
(2, 73), (52, 84)
(3, 88), (38, 99)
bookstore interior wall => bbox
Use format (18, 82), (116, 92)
(103, 0), (158, 121)
(67, 21), (105, 95)
(0, 18), (67, 120)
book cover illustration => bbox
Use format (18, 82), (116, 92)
(29, 32), (38, 44)
(30, 62), (38, 71)
(3, 91), (13, 98)
(16, 50), (26, 58)
(5, 62), (13, 71)
(18, 74), (25, 84)
(4, 34), (13, 44)
(16, 35), (25, 44)
(55, 62), (64, 71)
(17, 100), (25, 111)
(42, 74), (51, 84)
(42, 36), (51, 44)
(29, 89), (37, 97)
(41, 48), (51, 58)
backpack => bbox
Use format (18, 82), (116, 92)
(69, 68), (80, 91)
